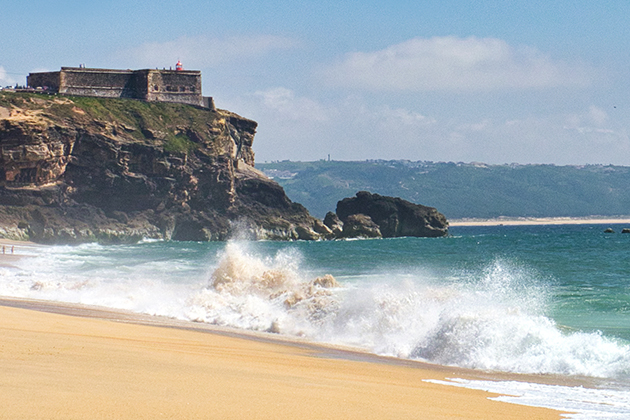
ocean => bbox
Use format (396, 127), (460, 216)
(2, 224), (630, 419)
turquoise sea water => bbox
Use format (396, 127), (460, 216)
(2, 224), (630, 418)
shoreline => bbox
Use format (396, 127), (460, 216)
(0, 296), (566, 419)
(0, 296), (587, 386)
(2, 215), (630, 248)
(0, 238), (38, 267)
(449, 216), (630, 226)
(3, 215), (630, 249)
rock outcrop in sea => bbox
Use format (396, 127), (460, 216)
(325, 191), (449, 238)
(0, 92), (327, 243)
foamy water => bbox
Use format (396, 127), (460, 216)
(426, 379), (630, 419)
(2, 228), (630, 418)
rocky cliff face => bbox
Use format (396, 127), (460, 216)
(0, 92), (327, 243)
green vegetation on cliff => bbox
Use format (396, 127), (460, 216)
(0, 92), (236, 157)
(257, 160), (630, 219)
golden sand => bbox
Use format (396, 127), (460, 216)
(450, 216), (630, 227)
(0, 300), (563, 420)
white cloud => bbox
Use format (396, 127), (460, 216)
(118, 35), (299, 69)
(254, 87), (329, 121)
(320, 36), (592, 92)
(564, 106), (614, 134)
(232, 91), (446, 162)
(378, 106), (436, 127)
(222, 88), (630, 166)
(218, 88), (334, 162)
(308, 106), (624, 164)
(0, 66), (16, 87)
(458, 119), (492, 132)
(458, 111), (629, 164)
(587, 106), (609, 126)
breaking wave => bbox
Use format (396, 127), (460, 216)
(183, 241), (630, 380)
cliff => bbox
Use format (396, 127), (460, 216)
(0, 92), (328, 243)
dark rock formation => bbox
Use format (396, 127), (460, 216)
(622, 228), (630, 234)
(323, 211), (343, 236)
(0, 92), (324, 243)
(335, 191), (448, 238)
(339, 214), (382, 239)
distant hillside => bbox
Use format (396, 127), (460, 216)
(257, 160), (630, 219)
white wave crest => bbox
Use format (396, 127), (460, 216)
(185, 246), (630, 380)
(186, 241), (341, 335)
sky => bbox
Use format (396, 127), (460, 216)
(3, 0), (630, 165)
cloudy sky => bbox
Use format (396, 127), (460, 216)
(3, 1), (630, 165)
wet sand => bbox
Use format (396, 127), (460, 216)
(0, 297), (565, 420)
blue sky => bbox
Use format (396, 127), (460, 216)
(3, 1), (630, 165)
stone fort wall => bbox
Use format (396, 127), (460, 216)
(27, 67), (212, 108)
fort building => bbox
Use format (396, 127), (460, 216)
(27, 62), (214, 109)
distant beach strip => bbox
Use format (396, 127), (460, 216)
(449, 216), (630, 226)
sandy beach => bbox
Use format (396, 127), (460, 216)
(450, 216), (630, 227)
(0, 297), (565, 420)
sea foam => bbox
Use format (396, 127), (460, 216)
(180, 242), (630, 381)
(425, 379), (630, 419)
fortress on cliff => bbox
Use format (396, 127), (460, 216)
(27, 62), (214, 109)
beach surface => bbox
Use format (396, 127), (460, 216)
(450, 216), (630, 226)
(0, 297), (565, 420)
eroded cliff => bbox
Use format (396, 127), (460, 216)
(0, 92), (327, 243)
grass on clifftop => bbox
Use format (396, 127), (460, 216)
(0, 91), (220, 152)
(68, 96), (216, 137)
